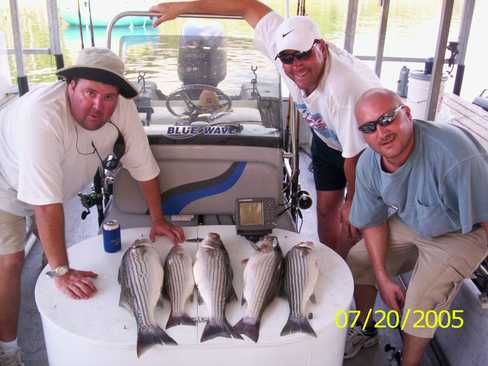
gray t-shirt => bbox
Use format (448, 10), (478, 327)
(350, 120), (488, 237)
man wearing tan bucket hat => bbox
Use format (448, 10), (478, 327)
(0, 47), (184, 365)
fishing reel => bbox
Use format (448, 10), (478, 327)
(296, 190), (312, 210)
(78, 190), (102, 220)
(78, 154), (122, 221)
(102, 153), (122, 195)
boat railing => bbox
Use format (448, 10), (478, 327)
(105, 11), (243, 50)
(6, 0), (63, 95)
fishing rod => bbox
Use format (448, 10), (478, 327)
(87, 0), (95, 46)
(76, 0), (84, 48)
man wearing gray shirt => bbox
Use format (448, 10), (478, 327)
(345, 88), (488, 365)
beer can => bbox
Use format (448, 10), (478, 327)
(102, 220), (121, 253)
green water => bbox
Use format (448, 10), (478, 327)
(0, 0), (486, 99)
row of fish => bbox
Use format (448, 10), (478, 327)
(117, 233), (319, 357)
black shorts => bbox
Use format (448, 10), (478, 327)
(310, 132), (346, 191)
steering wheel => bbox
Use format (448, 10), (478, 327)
(166, 84), (232, 121)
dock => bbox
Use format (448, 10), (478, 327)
(443, 93), (488, 149)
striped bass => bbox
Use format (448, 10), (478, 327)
(193, 232), (243, 342)
(163, 245), (196, 328)
(281, 241), (319, 337)
(233, 235), (284, 342)
(118, 239), (177, 357)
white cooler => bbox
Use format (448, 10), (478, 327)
(35, 226), (353, 366)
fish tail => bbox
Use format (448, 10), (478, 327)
(166, 311), (196, 329)
(280, 314), (317, 338)
(233, 317), (260, 343)
(137, 325), (177, 357)
(200, 319), (243, 343)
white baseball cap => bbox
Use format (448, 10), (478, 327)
(274, 16), (321, 59)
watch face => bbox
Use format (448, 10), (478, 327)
(47, 265), (69, 278)
(57, 266), (69, 276)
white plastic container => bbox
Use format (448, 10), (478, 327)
(35, 226), (353, 366)
(407, 70), (448, 121)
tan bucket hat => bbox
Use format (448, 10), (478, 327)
(56, 47), (138, 99)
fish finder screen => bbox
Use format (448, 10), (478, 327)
(239, 202), (264, 226)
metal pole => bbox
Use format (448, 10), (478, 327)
(9, 0), (28, 95)
(46, 0), (64, 70)
(426, 0), (453, 121)
(106, 11), (242, 49)
(344, 0), (358, 53)
(453, 0), (475, 95)
(374, 0), (390, 77)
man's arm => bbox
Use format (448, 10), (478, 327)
(344, 154), (360, 201)
(481, 222), (488, 244)
(34, 203), (97, 299)
(150, 0), (272, 28)
(362, 223), (405, 311)
(138, 176), (185, 244)
(340, 153), (362, 239)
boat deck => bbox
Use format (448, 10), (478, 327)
(16, 93), (488, 366)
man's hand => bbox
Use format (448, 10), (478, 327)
(377, 275), (405, 311)
(150, 3), (184, 27)
(340, 199), (360, 242)
(149, 218), (185, 244)
(54, 269), (98, 300)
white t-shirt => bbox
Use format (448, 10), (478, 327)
(254, 11), (382, 158)
(0, 81), (159, 216)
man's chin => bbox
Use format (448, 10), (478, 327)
(293, 79), (309, 89)
(81, 117), (106, 130)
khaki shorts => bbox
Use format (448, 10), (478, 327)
(347, 216), (488, 338)
(0, 209), (26, 255)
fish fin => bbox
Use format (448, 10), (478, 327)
(200, 319), (243, 343)
(118, 289), (130, 312)
(233, 318), (259, 343)
(279, 282), (288, 299)
(136, 325), (177, 357)
(280, 314), (317, 338)
(188, 291), (194, 303)
(157, 294), (165, 310)
(310, 293), (317, 304)
(226, 285), (238, 303)
(161, 279), (169, 300)
(166, 312), (196, 329)
(241, 258), (249, 265)
(241, 295), (247, 306)
(196, 288), (204, 305)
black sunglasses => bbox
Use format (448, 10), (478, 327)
(358, 105), (404, 134)
(276, 40), (319, 65)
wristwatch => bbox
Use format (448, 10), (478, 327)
(46, 265), (70, 278)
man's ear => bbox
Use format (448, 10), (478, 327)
(403, 105), (413, 120)
(317, 39), (327, 54)
(67, 79), (79, 92)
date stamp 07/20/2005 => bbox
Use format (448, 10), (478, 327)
(335, 309), (464, 331)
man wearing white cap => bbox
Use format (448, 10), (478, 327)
(0, 47), (184, 365)
(150, 0), (381, 258)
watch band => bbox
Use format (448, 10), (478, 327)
(46, 265), (70, 278)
